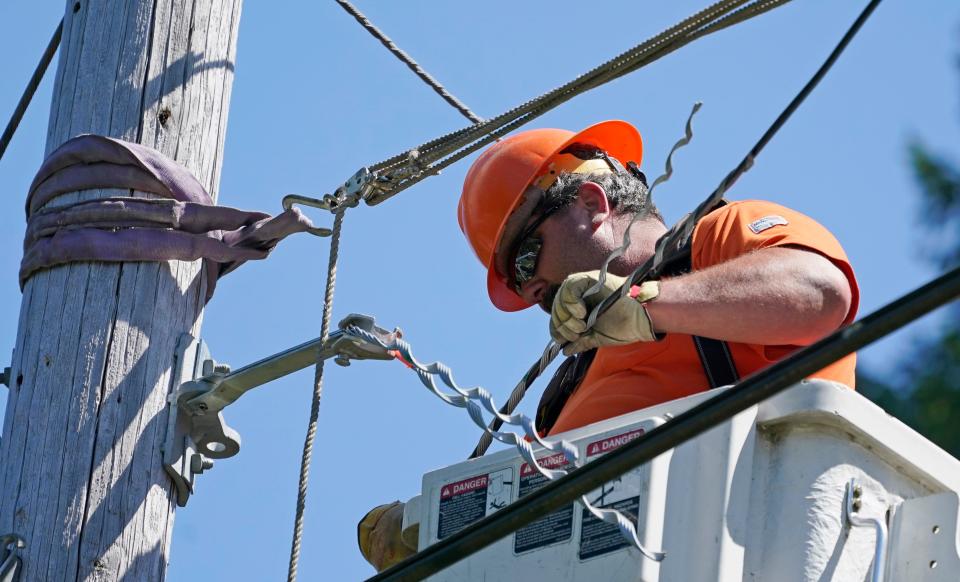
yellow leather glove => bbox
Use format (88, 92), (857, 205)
(357, 501), (416, 572)
(550, 271), (660, 356)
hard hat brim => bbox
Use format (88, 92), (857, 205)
(486, 120), (643, 312)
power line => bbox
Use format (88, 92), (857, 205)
(334, 0), (483, 124)
(0, 19), (63, 163)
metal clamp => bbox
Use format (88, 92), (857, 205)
(162, 313), (401, 506)
(0, 534), (24, 582)
(845, 478), (889, 582)
(282, 167), (375, 236)
(0, 368), (10, 388)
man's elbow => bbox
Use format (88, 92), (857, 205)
(797, 261), (853, 343)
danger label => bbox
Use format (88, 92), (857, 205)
(585, 428), (645, 456)
(514, 453), (574, 554)
(579, 429), (647, 561)
(437, 468), (513, 539)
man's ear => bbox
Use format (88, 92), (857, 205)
(575, 182), (611, 226)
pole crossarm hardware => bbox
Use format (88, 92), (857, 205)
(162, 314), (401, 507)
(368, 265), (960, 582)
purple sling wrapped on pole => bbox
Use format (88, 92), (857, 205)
(21, 134), (317, 301)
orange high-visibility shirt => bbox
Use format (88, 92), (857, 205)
(548, 200), (860, 435)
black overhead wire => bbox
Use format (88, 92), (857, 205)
(333, 0), (483, 124)
(0, 19), (63, 163)
(468, 0), (885, 459)
(371, 264), (960, 582)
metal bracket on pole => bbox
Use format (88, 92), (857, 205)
(845, 478), (890, 582)
(162, 313), (401, 506)
(0, 533), (24, 582)
(0, 368), (10, 388)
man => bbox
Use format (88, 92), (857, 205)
(358, 120), (858, 570)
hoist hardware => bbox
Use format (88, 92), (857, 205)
(163, 313), (400, 506)
(282, 167), (375, 235)
(0, 368), (9, 388)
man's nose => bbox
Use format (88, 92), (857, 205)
(519, 279), (549, 306)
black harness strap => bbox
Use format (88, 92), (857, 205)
(692, 335), (739, 388)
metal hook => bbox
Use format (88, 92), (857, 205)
(282, 194), (336, 237)
(281, 167), (374, 236)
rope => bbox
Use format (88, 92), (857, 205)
(287, 208), (347, 582)
(470, 342), (561, 458)
(0, 19), (63, 162)
(334, 0), (483, 124)
(473, 0), (885, 459)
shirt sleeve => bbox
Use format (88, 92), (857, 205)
(691, 199), (859, 326)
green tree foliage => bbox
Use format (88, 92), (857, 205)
(857, 133), (960, 457)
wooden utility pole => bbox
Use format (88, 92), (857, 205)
(0, 0), (242, 579)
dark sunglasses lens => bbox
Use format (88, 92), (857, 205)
(514, 237), (543, 291)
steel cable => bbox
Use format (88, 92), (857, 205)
(0, 19), (63, 162)
(334, 0), (483, 124)
(287, 208), (348, 582)
(367, 0), (751, 170)
(361, 0), (793, 203)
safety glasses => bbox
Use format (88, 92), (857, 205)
(509, 202), (565, 293)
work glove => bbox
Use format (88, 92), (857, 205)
(357, 501), (416, 572)
(551, 270), (660, 356)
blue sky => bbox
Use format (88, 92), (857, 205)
(2, 1), (959, 580)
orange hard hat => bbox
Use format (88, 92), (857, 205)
(457, 120), (643, 311)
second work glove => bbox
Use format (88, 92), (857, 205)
(550, 270), (661, 356)
(357, 501), (416, 572)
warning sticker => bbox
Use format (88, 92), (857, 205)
(437, 468), (513, 539)
(579, 428), (646, 561)
(514, 453), (574, 554)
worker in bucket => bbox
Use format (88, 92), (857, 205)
(358, 120), (859, 571)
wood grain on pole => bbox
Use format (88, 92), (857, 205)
(0, 1), (242, 579)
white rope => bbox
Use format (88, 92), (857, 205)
(287, 208), (348, 581)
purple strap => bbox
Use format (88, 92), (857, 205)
(21, 134), (317, 302)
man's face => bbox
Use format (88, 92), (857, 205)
(502, 184), (620, 312)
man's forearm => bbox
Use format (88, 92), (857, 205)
(645, 247), (852, 345)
